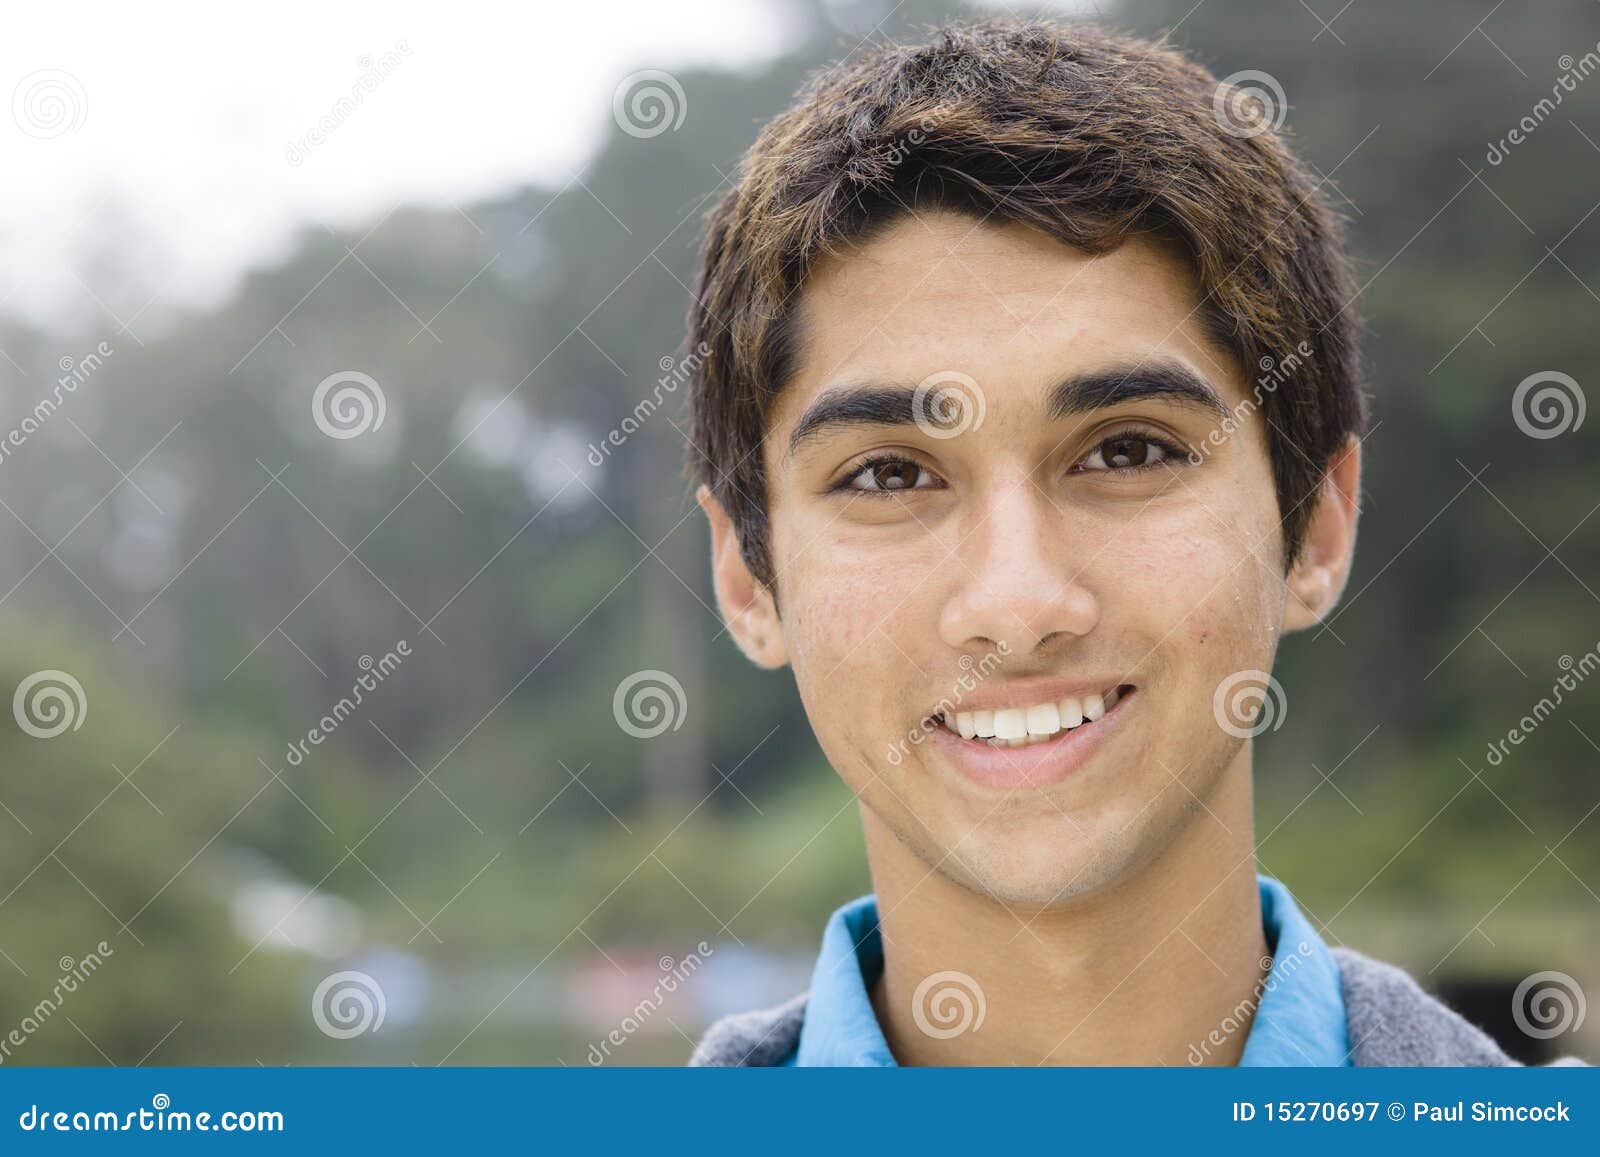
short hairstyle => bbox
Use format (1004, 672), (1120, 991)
(687, 18), (1367, 590)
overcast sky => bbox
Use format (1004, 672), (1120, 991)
(1, 0), (806, 333)
(3, 0), (1097, 335)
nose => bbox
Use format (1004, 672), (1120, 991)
(937, 478), (1100, 655)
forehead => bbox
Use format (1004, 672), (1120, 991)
(775, 210), (1245, 430)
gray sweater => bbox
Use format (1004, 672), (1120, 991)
(690, 947), (1585, 1066)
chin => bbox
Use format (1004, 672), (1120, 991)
(919, 814), (1148, 910)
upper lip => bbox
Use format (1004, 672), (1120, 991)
(928, 676), (1132, 717)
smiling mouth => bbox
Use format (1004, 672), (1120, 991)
(934, 684), (1134, 748)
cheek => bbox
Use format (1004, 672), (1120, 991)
(770, 523), (944, 777)
(779, 547), (910, 678)
(1099, 493), (1284, 673)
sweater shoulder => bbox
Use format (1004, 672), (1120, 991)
(1334, 946), (1523, 1066)
(688, 951), (1590, 1066)
(688, 991), (807, 1066)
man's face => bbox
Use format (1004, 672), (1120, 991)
(752, 211), (1295, 907)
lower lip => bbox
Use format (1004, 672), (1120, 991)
(926, 686), (1136, 791)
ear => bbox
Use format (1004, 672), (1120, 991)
(697, 485), (788, 669)
(1283, 436), (1362, 632)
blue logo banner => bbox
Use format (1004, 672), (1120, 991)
(0, 1066), (1594, 1152)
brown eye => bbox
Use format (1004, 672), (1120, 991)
(1080, 434), (1172, 472)
(1106, 437), (1154, 468)
(843, 457), (939, 492)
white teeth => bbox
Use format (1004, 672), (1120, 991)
(992, 708), (1026, 740)
(939, 686), (1126, 744)
(988, 733), (1047, 749)
(1025, 702), (1060, 735)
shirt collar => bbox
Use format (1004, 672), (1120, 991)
(1237, 874), (1350, 1066)
(790, 873), (1348, 1067)
(792, 892), (895, 1067)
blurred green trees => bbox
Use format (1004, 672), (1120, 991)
(0, 0), (1595, 1062)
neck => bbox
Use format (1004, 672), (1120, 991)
(863, 747), (1267, 1066)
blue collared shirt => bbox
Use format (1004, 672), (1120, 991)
(784, 874), (1348, 1066)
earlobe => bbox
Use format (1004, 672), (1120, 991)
(697, 485), (789, 669)
(1282, 437), (1362, 632)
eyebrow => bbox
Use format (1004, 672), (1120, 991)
(785, 359), (1230, 459)
(786, 385), (921, 459)
(1047, 361), (1231, 424)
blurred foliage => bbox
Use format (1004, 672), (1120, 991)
(0, 0), (1596, 1064)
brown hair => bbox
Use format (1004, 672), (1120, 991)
(688, 18), (1367, 590)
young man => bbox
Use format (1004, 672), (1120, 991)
(684, 20), (1529, 1066)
